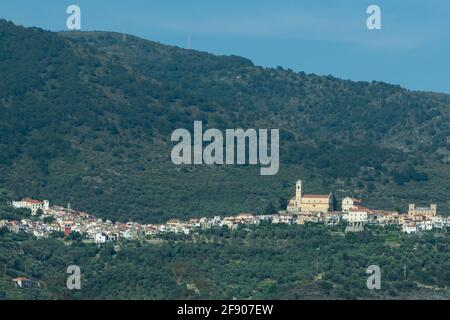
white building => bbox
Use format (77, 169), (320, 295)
(403, 224), (418, 234)
(347, 208), (368, 223)
(417, 221), (433, 232)
(33, 229), (46, 238)
(12, 277), (38, 288)
(272, 214), (293, 224)
(325, 213), (341, 225)
(95, 233), (107, 244)
(11, 198), (49, 215)
(432, 216), (445, 228)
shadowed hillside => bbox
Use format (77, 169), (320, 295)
(0, 19), (449, 223)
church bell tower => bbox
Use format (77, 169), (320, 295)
(295, 180), (302, 210)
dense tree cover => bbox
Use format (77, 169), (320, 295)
(0, 224), (448, 299)
(0, 20), (449, 223)
(0, 188), (32, 220)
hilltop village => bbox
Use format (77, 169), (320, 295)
(1, 179), (449, 244)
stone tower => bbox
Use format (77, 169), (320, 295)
(295, 180), (302, 210)
(430, 204), (437, 216)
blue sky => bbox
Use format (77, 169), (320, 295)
(1, 0), (450, 93)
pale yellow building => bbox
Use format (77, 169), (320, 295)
(408, 204), (437, 219)
(341, 197), (362, 212)
(167, 219), (183, 227)
(287, 179), (332, 213)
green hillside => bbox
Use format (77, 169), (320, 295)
(1, 225), (449, 300)
(0, 19), (449, 223)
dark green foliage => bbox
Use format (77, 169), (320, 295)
(0, 225), (448, 299)
(392, 166), (429, 185)
(264, 202), (278, 215)
(42, 216), (55, 224)
(0, 20), (449, 223)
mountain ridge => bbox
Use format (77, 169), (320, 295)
(0, 19), (449, 223)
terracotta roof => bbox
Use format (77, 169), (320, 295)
(302, 194), (330, 199)
(12, 277), (32, 281)
(22, 198), (43, 204)
(238, 213), (254, 217)
(349, 207), (369, 212)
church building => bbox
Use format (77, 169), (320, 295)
(287, 179), (333, 213)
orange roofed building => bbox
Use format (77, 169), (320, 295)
(11, 198), (49, 215)
(287, 179), (333, 213)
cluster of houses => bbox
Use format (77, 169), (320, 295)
(1, 179), (449, 245)
(0, 202), (275, 243)
(285, 179), (449, 234)
(1, 202), (152, 243)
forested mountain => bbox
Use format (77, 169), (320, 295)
(0, 19), (449, 223)
(1, 225), (449, 300)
